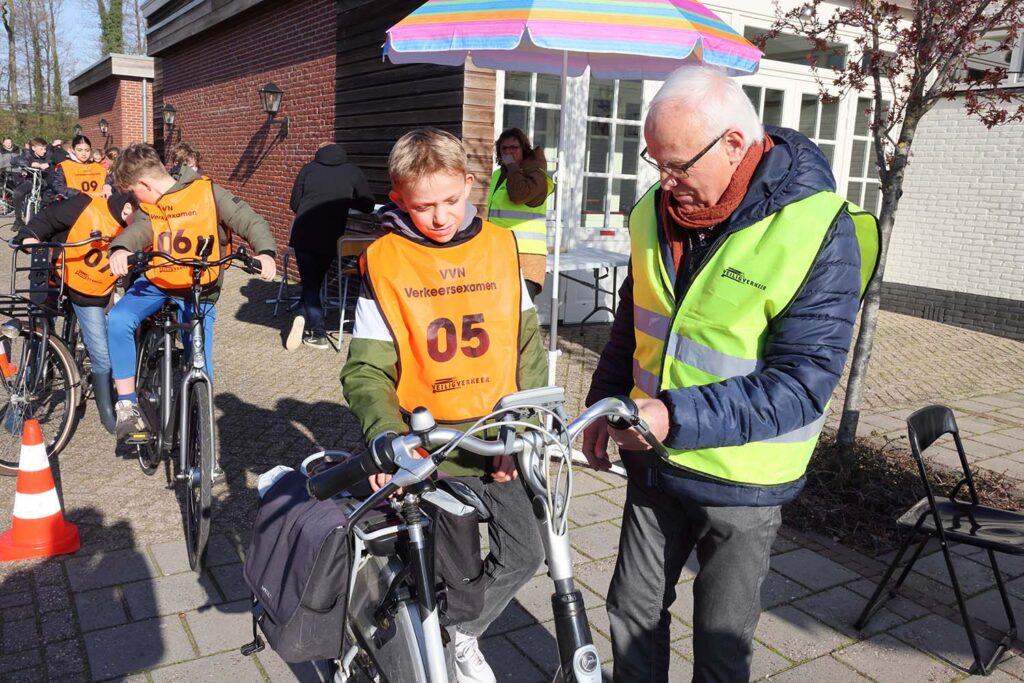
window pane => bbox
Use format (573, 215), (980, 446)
(536, 74), (562, 104)
(533, 108), (560, 163)
(505, 72), (531, 101)
(854, 97), (872, 136)
(743, 85), (762, 116)
(846, 181), (864, 205)
(818, 142), (835, 167)
(610, 178), (636, 228)
(763, 89), (784, 127)
(819, 101), (839, 140)
(581, 176), (608, 227)
(863, 183), (880, 213)
(744, 27), (848, 69)
(848, 140), (867, 177)
(614, 124), (640, 175)
(586, 121), (610, 173)
(503, 105), (528, 135)
(799, 95), (818, 136)
(589, 79), (614, 118)
(617, 80), (643, 120)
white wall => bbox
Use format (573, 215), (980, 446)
(883, 97), (1024, 302)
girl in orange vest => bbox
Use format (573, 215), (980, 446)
(52, 135), (111, 201)
(15, 191), (139, 433)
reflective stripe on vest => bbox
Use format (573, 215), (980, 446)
(630, 183), (880, 486)
(59, 160), (107, 198)
(365, 221), (522, 422)
(141, 177), (221, 289)
(58, 197), (123, 297)
(486, 168), (553, 256)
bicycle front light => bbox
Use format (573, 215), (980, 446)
(0, 320), (22, 339)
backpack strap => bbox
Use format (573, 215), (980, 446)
(239, 593), (266, 656)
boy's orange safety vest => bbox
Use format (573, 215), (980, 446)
(58, 160), (107, 198)
(141, 177), (221, 289)
(364, 222), (522, 422)
(59, 197), (123, 297)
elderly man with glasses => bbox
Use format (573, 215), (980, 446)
(582, 64), (879, 683)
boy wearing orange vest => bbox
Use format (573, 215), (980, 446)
(106, 144), (277, 444)
(16, 191), (139, 433)
(341, 128), (547, 683)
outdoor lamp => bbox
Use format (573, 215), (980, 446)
(98, 118), (109, 137)
(162, 104), (177, 129)
(258, 82), (289, 137)
(72, 124), (82, 137)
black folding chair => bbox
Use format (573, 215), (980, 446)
(855, 405), (1024, 675)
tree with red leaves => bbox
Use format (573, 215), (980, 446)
(766, 0), (1024, 448)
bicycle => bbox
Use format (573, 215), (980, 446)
(278, 389), (668, 683)
(0, 233), (110, 474)
(0, 169), (17, 217)
(125, 241), (263, 571)
(18, 167), (46, 226)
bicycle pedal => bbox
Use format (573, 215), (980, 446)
(126, 432), (152, 445)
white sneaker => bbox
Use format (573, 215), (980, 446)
(285, 315), (305, 351)
(454, 631), (496, 683)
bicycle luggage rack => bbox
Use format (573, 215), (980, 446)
(4, 242), (67, 317)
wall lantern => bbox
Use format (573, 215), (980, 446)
(98, 118), (109, 137)
(258, 82), (289, 137)
(72, 123), (82, 137)
(163, 104), (177, 129)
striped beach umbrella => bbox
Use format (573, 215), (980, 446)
(383, 0), (761, 385)
(384, 0), (761, 78)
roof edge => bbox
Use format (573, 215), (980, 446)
(69, 54), (156, 96)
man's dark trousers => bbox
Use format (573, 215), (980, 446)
(607, 464), (782, 683)
(294, 249), (335, 337)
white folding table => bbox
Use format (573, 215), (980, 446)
(546, 246), (629, 325)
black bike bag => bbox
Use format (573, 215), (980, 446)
(242, 468), (351, 663)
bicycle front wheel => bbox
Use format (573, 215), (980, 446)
(0, 329), (80, 475)
(184, 386), (213, 571)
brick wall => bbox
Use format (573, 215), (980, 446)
(77, 77), (155, 150)
(880, 95), (1024, 339)
(155, 0), (336, 257)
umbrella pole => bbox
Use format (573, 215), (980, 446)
(546, 50), (569, 387)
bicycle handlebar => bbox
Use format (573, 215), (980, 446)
(307, 395), (668, 501)
(7, 231), (111, 251)
(126, 247), (263, 276)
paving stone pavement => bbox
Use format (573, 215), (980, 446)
(0, 223), (1023, 681)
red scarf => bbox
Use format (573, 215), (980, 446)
(660, 138), (774, 271)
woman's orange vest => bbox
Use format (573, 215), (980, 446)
(364, 222), (522, 422)
(58, 197), (123, 298)
(58, 160), (107, 198)
(141, 178), (221, 289)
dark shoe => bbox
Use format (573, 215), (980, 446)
(115, 400), (149, 442)
(285, 315), (305, 351)
(303, 333), (330, 350)
(91, 371), (116, 434)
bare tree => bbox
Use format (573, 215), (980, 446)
(45, 0), (61, 116)
(1, 0), (19, 129)
(27, 0), (43, 119)
(768, 0), (1024, 448)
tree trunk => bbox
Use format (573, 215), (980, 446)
(133, 0), (144, 54)
(45, 0), (61, 116)
(29, 0), (43, 120)
(1, 0), (19, 132)
(836, 110), (922, 447)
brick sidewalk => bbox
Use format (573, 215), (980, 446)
(1, 237), (1023, 681)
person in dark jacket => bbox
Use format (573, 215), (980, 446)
(285, 141), (375, 350)
(581, 65), (878, 683)
(10, 138), (56, 231)
(0, 137), (19, 170)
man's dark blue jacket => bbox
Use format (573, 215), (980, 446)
(586, 126), (862, 507)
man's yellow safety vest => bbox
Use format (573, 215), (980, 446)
(630, 184), (880, 486)
(485, 168), (553, 257)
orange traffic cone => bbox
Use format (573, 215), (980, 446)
(0, 419), (79, 561)
(0, 340), (17, 379)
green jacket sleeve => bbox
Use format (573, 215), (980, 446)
(212, 183), (277, 256)
(109, 209), (155, 253)
(341, 336), (407, 442)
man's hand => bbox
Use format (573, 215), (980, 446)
(491, 455), (518, 482)
(255, 254), (276, 281)
(581, 420), (613, 471)
(108, 250), (131, 277)
(608, 398), (671, 451)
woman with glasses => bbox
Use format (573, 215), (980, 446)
(486, 128), (554, 301)
(52, 135), (112, 200)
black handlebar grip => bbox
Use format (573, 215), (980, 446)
(126, 252), (144, 267)
(307, 453), (378, 501)
(606, 395), (641, 431)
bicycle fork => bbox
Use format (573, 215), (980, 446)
(176, 320), (213, 482)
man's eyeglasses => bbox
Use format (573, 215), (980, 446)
(640, 132), (725, 179)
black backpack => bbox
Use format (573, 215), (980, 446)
(239, 469), (352, 663)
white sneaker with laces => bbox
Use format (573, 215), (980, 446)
(454, 631), (496, 683)
(285, 315), (305, 351)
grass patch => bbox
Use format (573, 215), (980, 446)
(785, 429), (1024, 556)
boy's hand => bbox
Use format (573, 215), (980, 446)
(491, 455), (518, 482)
(102, 184), (112, 198)
(368, 473), (395, 493)
(109, 250), (131, 276)
(255, 254), (276, 281)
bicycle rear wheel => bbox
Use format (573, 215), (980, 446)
(0, 329), (80, 475)
(184, 386), (213, 571)
(135, 328), (164, 475)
